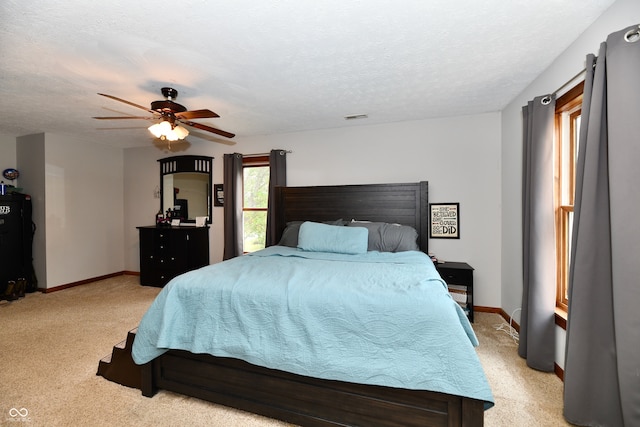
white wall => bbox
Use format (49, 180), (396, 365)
(0, 135), (17, 184)
(123, 112), (503, 308)
(44, 134), (124, 287)
(16, 133), (47, 290)
(16, 133), (124, 289)
(500, 0), (640, 368)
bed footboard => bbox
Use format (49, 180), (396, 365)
(141, 350), (484, 427)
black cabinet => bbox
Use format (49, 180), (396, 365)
(436, 261), (474, 322)
(0, 193), (35, 300)
(138, 226), (209, 287)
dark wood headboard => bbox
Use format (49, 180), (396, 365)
(273, 181), (429, 253)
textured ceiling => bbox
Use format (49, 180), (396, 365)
(0, 0), (615, 148)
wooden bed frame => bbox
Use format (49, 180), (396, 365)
(136, 181), (485, 426)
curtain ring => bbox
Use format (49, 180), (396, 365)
(541, 96), (552, 106)
(624, 25), (640, 43)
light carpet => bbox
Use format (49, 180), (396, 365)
(0, 275), (571, 426)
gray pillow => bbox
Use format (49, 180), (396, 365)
(278, 219), (347, 247)
(347, 220), (419, 252)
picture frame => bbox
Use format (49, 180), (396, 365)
(429, 203), (460, 239)
(214, 184), (224, 207)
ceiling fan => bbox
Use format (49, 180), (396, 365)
(93, 87), (235, 141)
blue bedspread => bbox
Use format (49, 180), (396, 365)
(132, 246), (494, 408)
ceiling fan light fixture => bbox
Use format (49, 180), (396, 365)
(172, 125), (189, 140)
(148, 121), (171, 138)
(148, 120), (188, 141)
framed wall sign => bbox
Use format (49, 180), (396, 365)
(429, 203), (460, 239)
(214, 184), (224, 207)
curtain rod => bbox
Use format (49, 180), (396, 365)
(244, 150), (292, 158)
(552, 67), (587, 97)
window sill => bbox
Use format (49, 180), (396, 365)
(555, 307), (567, 330)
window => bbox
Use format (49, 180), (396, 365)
(242, 156), (270, 253)
(554, 82), (583, 312)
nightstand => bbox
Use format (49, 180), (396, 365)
(436, 262), (474, 322)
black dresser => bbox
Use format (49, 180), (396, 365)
(137, 226), (209, 287)
(0, 193), (35, 299)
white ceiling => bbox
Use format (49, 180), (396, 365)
(0, 0), (615, 148)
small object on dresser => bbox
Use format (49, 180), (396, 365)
(156, 210), (164, 225)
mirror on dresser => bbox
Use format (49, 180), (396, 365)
(159, 155), (213, 223)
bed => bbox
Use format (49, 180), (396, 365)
(130, 181), (493, 426)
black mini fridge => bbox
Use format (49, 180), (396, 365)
(0, 193), (35, 300)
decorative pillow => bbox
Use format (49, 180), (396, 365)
(347, 220), (419, 252)
(297, 221), (368, 254)
(278, 219), (346, 247)
(278, 221), (304, 247)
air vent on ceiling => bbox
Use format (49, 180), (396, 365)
(344, 114), (368, 120)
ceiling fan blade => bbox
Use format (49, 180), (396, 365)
(93, 116), (153, 120)
(97, 93), (158, 115)
(175, 109), (220, 120)
(181, 120), (235, 138)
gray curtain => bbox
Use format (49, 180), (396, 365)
(564, 25), (640, 427)
(265, 149), (287, 247)
(519, 95), (557, 371)
(223, 153), (243, 260)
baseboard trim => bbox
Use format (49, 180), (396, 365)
(474, 306), (502, 314)
(554, 363), (565, 381)
(39, 271), (139, 293)
(475, 305), (521, 332)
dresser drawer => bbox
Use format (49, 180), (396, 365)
(142, 269), (173, 287)
(438, 268), (472, 285)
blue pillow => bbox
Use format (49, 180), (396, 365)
(278, 219), (347, 247)
(297, 221), (368, 254)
